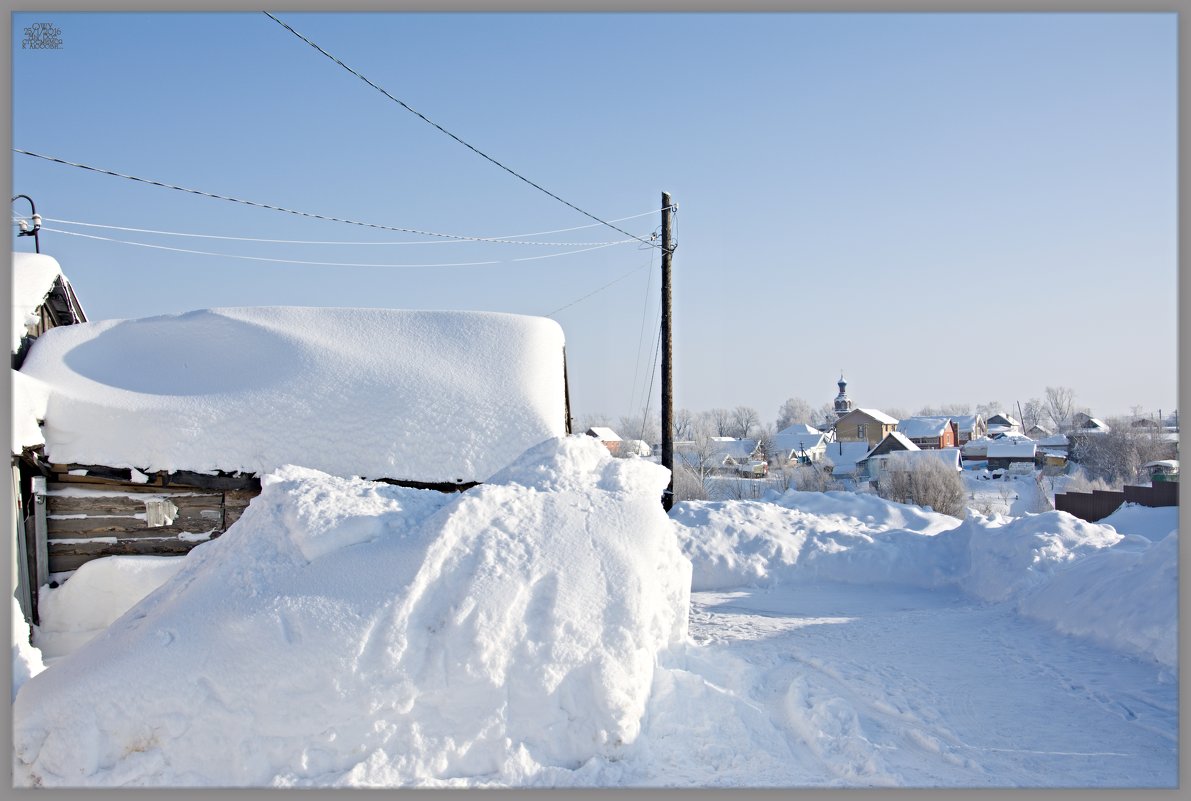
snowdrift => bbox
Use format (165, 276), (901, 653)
(18, 307), (567, 483)
(13, 437), (691, 787)
(672, 492), (1176, 666)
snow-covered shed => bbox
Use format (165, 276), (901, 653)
(11, 252), (87, 368)
(585, 426), (623, 455)
(987, 439), (1037, 470)
(16, 306), (571, 585)
(823, 440), (874, 480)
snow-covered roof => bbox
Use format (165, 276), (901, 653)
(876, 447), (961, 472)
(1037, 434), (1069, 448)
(713, 438), (758, 460)
(774, 422), (820, 437)
(867, 431), (920, 458)
(585, 427), (622, 442)
(987, 440), (1037, 459)
(986, 413), (1020, 427)
(823, 440), (873, 475)
(896, 416), (952, 439)
(19, 307), (568, 483)
(950, 414), (982, 431)
(1077, 417), (1110, 432)
(840, 408), (898, 425)
(12, 252), (64, 353)
(770, 428), (826, 454)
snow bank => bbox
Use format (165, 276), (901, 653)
(11, 252), (63, 352)
(671, 490), (961, 591)
(13, 436), (691, 787)
(33, 556), (187, 662)
(11, 369), (49, 452)
(12, 598), (45, 700)
(672, 492), (1175, 665)
(1096, 503), (1179, 542)
(18, 307), (567, 483)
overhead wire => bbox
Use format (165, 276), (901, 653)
(262, 12), (655, 248)
(15, 148), (663, 246)
(41, 226), (627, 269)
(40, 217), (641, 248)
(628, 242), (658, 416)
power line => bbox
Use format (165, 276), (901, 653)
(544, 262), (650, 318)
(41, 226), (626, 269)
(628, 244), (658, 415)
(41, 217), (639, 248)
(263, 12), (655, 248)
(16, 148), (659, 245)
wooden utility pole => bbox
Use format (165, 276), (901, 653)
(661, 192), (675, 510)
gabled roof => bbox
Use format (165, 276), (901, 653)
(823, 440), (875, 475)
(987, 440), (1037, 459)
(896, 416), (953, 439)
(12, 252), (87, 355)
(986, 413), (1020, 427)
(585, 427), (622, 442)
(770, 427), (827, 454)
(774, 422), (821, 437)
(865, 431), (920, 460)
(19, 307), (569, 484)
(950, 414), (983, 430)
(838, 408), (898, 426)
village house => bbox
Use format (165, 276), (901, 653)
(584, 427), (623, 456)
(950, 414), (987, 445)
(823, 439), (877, 482)
(768, 423), (829, 467)
(834, 408), (899, 448)
(986, 439), (1038, 471)
(895, 416), (958, 450)
(14, 284), (573, 624)
(985, 413), (1022, 437)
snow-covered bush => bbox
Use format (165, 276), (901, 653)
(875, 453), (965, 518)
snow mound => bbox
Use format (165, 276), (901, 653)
(671, 490), (961, 591)
(13, 436), (691, 787)
(33, 556), (188, 662)
(672, 493), (1175, 666)
(1095, 503), (1179, 542)
(18, 307), (567, 483)
(11, 598), (44, 701)
(12, 252), (63, 352)
(11, 370), (49, 452)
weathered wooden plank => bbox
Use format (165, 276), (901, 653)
(48, 535), (220, 573)
(47, 515), (224, 538)
(49, 466), (261, 492)
(47, 492), (221, 516)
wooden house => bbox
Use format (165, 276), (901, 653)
(895, 416), (958, 450)
(15, 303), (572, 623)
(950, 414), (987, 445)
(834, 408), (899, 448)
(985, 413), (1022, 437)
(585, 427), (623, 456)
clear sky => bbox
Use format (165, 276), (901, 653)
(12, 12), (1178, 427)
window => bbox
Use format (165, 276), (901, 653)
(857, 424), (867, 439)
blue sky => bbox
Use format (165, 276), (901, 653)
(12, 12), (1178, 426)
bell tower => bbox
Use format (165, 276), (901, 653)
(833, 372), (853, 420)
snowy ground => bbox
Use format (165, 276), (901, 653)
(11, 438), (1178, 788)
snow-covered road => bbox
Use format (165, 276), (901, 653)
(683, 583), (1177, 787)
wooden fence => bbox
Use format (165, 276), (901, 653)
(1054, 482), (1179, 523)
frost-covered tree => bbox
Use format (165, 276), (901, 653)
(617, 409), (660, 447)
(875, 454), (966, 518)
(730, 406), (761, 439)
(775, 397), (815, 431)
(1020, 397), (1046, 432)
(975, 401), (1004, 420)
(704, 408), (733, 437)
(673, 408), (695, 441)
(916, 403), (970, 417)
(1044, 386), (1077, 432)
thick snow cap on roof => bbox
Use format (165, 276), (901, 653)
(896, 416), (952, 439)
(19, 307), (568, 483)
(12, 252), (64, 353)
(847, 408), (899, 425)
(987, 439), (1037, 459)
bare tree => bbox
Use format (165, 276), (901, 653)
(730, 406), (761, 439)
(617, 409), (660, 447)
(791, 464), (839, 493)
(1072, 424), (1174, 489)
(916, 403), (971, 417)
(1044, 386), (1076, 432)
(975, 401), (1004, 420)
(816, 402), (837, 427)
(755, 423), (777, 463)
(704, 408), (733, 437)
(1020, 397), (1046, 432)
(775, 397), (815, 431)
(575, 412), (612, 434)
(884, 407), (911, 422)
(673, 408), (695, 441)
(875, 454), (966, 518)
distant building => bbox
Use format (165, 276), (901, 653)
(585, 427), (623, 455)
(832, 373), (855, 421)
(896, 416), (958, 450)
(835, 408), (899, 448)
